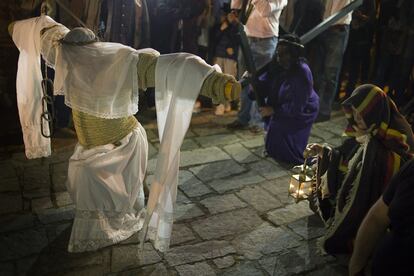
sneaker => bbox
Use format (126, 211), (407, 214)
(215, 104), (225, 115)
(227, 120), (248, 130)
(224, 102), (232, 112)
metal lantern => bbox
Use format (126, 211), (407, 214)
(288, 159), (316, 203)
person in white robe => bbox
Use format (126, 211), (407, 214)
(10, 16), (240, 253)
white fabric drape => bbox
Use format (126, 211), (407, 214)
(12, 16), (57, 159)
(143, 53), (218, 252)
(67, 123), (148, 252)
(54, 42), (140, 119)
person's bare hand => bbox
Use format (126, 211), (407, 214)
(303, 143), (324, 158)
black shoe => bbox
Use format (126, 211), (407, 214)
(315, 113), (330, 123)
(227, 120), (248, 130)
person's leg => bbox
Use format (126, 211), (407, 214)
(317, 26), (349, 120)
(248, 36), (278, 128)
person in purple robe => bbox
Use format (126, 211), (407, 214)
(258, 34), (319, 165)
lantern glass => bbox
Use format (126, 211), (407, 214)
(288, 164), (315, 202)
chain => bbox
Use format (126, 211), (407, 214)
(40, 62), (55, 138)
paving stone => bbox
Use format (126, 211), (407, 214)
(213, 256), (235, 269)
(164, 240), (236, 266)
(58, 265), (105, 276)
(119, 231), (140, 245)
(192, 208), (263, 240)
(232, 223), (300, 259)
(200, 194), (248, 214)
(16, 255), (38, 275)
(241, 136), (264, 148)
(175, 203), (204, 221)
(308, 135), (323, 144)
(185, 129), (196, 138)
(181, 139), (200, 151)
(180, 147), (231, 168)
(49, 147), (75, 163)
(54, 191), (73, 207)
(28, 249), (105, 274)
(0, 213), (36, 233)
(223, 143), (260, 163)
(23, 188), (50, 199)
(0, 193), (22, 214)
(176, 190), (192, 204)
(22, 164), (51, 190)
(178, 170), (211, 198)
(51, 162), (68, 192)
(0, 262), (14, 276)
(0, 177), (20, 192)
(323, 118), (348, 136)
(37, 205), (75, 224)
(259, 177), (295, 205)
(171, 224), (196, 246)
(32, 197), (53, 211)
(248, 160), (288, 180)
(259, 240), (335, 276)
(148, 142), (158, 159)
(221, 261), (265, 276)
(235, 129), (263, 140)
(330, 137), (344, 147)
(179, 181), (212, 198)
(189, 160), (246, 182)
(287, 215), (325, 240)
(46, 223), (72, 246)
(0, 228), (48, 261)
(114, 263), (169, 276)
(111, 243), (161, 272)
(266, 201), (314, 226)
(310, 126), (336, 141)
(146, 129), (159, 142)
(192, 126), (229, 136)
(175, 261), (216, 276)
(195, 133), (240, 148)
(307, 264), (348, 276)
(0, 160), (17, 178)
(236, 185), (282, 212)
(208, 171), (265, 193)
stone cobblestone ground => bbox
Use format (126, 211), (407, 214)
(0, 109), (349, 275)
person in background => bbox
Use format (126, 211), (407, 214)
(312, 0), (352, 122)
(258, 34), (319, 164)
(304, 84), (414, 255)
(341, 0), (376, 100)
(349, 159), (414, 276)
(212, 2), (239, 115)
(227, 0), (287, 133)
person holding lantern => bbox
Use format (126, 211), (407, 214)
(304, 84), (414, 255)
(9, 16), (240, 253)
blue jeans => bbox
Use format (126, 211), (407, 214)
(313, 25), (349, 117)
(237, 36), (278, 126)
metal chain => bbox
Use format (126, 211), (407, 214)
(40, 62), (55, 138)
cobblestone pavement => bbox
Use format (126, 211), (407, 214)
(0, 110), (349, 276)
